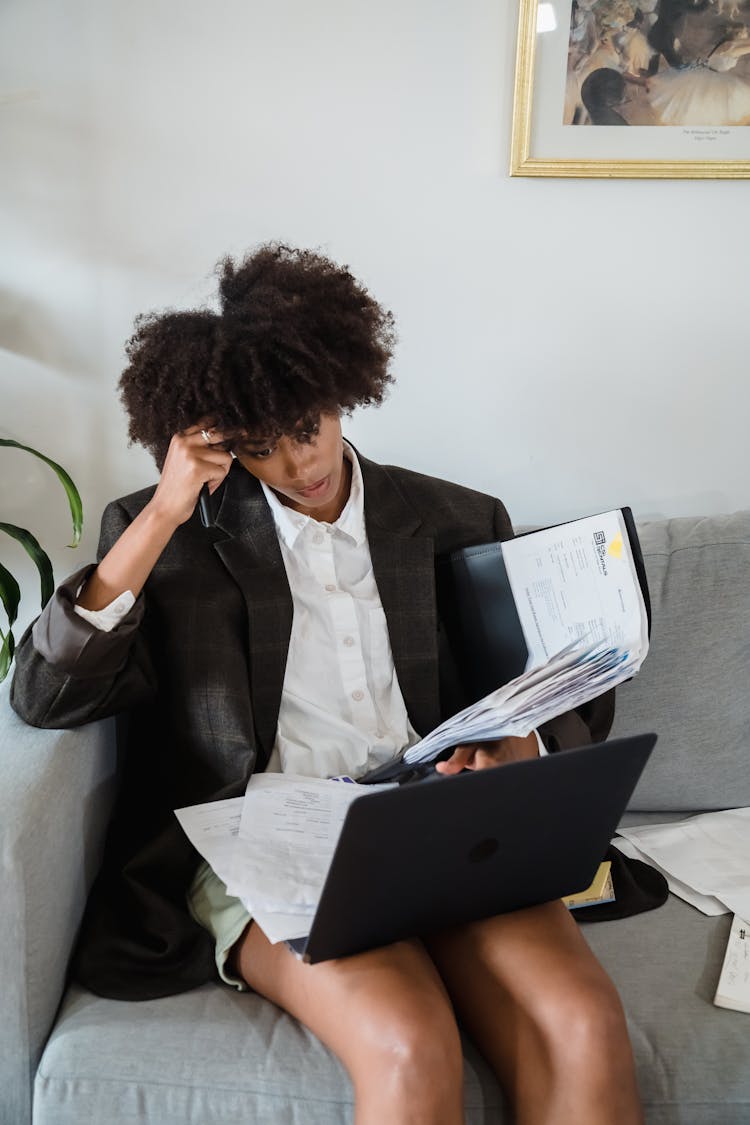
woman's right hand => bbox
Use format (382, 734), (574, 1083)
(148, 423), (235, 528)
(76, 423), (236, 612)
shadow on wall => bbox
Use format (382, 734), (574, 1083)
(0, 286), (99, 379)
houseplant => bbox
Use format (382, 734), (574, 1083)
(0, 438), (83, 681)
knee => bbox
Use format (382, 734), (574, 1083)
(359, 1005), (464, 1096)
(537, 973), (632, 1077)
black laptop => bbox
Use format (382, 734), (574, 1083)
(288, 733), (656, 963)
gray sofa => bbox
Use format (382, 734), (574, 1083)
(2, 509), (749, 1125)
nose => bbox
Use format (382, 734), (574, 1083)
(280, 438), (316, 482)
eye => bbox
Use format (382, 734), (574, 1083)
(294, 421), (320, 444)
(250, 446), (275, 459)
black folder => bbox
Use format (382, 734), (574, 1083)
(436, 507), (651, 706)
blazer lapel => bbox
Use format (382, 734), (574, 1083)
(358, 453), (441, 737)
(210, 467), (292, 761)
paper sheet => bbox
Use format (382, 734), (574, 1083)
(714, 913), (750, 1014)
(501, 510), (649, 672)
(230, 774), (392, 914)
(611, 836), (729, 916)
(615, 808), (750, 918)
(174, 797), (244, 890)
(404, 638), (639, 766)
(176, 778), (392, 944)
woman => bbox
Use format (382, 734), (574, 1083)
(648, 23), (750, 125)
(12, 244), (641, 1124)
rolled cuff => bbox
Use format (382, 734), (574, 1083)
(32, 564), (145, 677)
(74, 590), (136, 633)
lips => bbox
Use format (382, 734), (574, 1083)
(297, 475), (330, 498)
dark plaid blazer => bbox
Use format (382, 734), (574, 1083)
(11, 450), (614, 1000)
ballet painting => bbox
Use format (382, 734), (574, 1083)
(565, 0), (750, 126)
(510, 0), (750, 176)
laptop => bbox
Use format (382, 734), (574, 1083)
(288, 733), (656, 963)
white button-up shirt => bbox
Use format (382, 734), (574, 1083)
(261, 443), (419, 779)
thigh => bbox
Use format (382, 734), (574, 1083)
(425, 900), (626, 1060)
(231, 922), (461, 1068)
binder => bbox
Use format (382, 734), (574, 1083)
(436, 507), (651, 706)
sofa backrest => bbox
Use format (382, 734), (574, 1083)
(611, 510), (750, 812)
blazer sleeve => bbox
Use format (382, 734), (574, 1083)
(10, 500), (159, 729)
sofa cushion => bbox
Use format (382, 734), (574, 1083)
(584, 896), (750, 1125)
(35, 894), (750, 1125)
(33, 983), (507, 1125)
(612, 511), (750, 812)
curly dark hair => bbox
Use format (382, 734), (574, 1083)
(118, 244), (396, 465)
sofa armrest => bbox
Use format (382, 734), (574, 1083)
(0, 679), (119, 1125)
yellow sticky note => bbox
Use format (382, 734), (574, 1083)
(607, 533), (624, 560)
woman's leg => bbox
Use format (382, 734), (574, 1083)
(425, 901), (643, 1125)
(230, 923), (465, 1125)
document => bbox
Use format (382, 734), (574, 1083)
(174, 797), (244, 891)
(175, 780), (359, 942)
(400, 637), (638, 770)
(614, 808), (750, 919)
(171, 775), (391, 945)
(360, 507), (650, 781)
(714, 913), (750, 1015)
(612, 836), (728, 916)
(230, 774), (370, 909)
(503, 510), (649, 671)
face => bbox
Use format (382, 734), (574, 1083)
(231, 412), (350, 523)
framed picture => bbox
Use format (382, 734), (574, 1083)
(510, 0), (750, 177)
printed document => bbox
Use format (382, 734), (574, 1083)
(502, 510), (648, 672)
(403, 637), (639, 767)
(397, 509), (649, 771)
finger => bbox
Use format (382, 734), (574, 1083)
(171, 428), (233, 461)
(182, 421), (234, 449)
(473, 748), (504, 771)
(182, 419), (217, 438)
(435, 745), (476, 775)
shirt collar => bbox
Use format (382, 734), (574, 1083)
(261, 440), (366, 549)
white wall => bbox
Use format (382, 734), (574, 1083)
(2, 0), (748, 637)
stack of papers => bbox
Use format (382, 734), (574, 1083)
(613, 808), (750, 918)
(176, 775), (391, 944)
(403, 638), (639, 768)
(401, 508), (650, 771)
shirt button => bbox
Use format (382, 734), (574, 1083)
(343, 635), (355, 647)
(352, 689), (365, 702)
(375, 730), (385, 740)
(325, 583), (336, 593)
(312, 532), (324, 545)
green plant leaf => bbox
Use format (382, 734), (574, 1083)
(0, 627), (14, 683)
(0, 522), (55, 607)
(0, 438), (83, 547)
(0, 559), (21, 626)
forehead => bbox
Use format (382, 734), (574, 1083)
(234, 414), (324, 446)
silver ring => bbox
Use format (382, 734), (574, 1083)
(200, 429), (212, 445)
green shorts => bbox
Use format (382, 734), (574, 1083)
(187, 860), (252, 991)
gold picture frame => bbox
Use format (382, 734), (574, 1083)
(510, 0), (750, 178)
